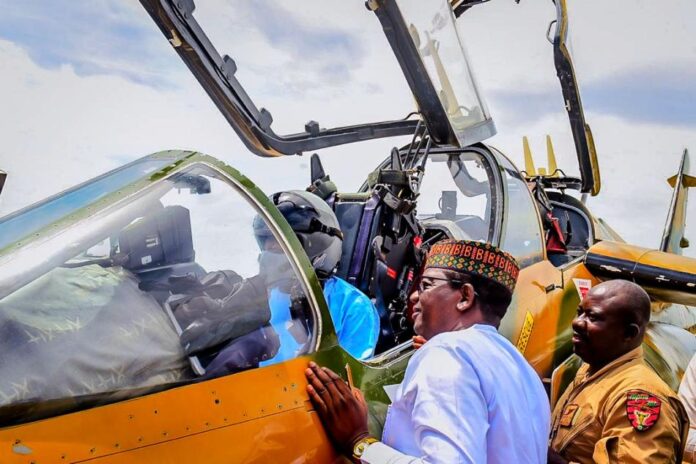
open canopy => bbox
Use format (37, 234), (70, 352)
(450, 0), (601, 195)
(139, 0), (495, 156)
(371, 0), (496, 146)
(550, 0), (601, 195)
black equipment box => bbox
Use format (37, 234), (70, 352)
(118, 205), (195, 271)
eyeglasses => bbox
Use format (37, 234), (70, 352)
(415, 276), (463, 294)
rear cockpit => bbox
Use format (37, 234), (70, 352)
(417, 150), (496, 243)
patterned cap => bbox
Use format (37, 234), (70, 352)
(425, 239), (519, 294)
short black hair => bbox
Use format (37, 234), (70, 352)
(442, 269), (513, 322)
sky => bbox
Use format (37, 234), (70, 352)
(0, 0), (694, 257)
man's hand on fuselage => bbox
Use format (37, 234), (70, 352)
(305, 362), (372, 456)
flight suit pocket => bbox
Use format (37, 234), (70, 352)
(559, 404), (580, 427)
(556, 407), (596, 453)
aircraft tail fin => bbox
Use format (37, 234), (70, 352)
(660, 149), (695, 254)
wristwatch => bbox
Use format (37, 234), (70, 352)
(352, 436), (379, 461)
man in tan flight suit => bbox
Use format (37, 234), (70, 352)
(548, 279), (689, 464)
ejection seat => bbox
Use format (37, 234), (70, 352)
(546, 192), (594, 267)
(308, 154), (423, 353)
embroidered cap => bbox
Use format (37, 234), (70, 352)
(425, 239), (520, 294)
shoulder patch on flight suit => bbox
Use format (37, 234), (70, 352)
(625, 390), (661, 432)
(559, 404), (579, 427)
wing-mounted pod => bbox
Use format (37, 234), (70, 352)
(550, 0), (601, 196)
(585, 241), (696, 306)
(138, 0), (419, 157)
(661, 149), (696, 254)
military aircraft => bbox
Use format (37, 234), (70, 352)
(1, 0), (694, 462)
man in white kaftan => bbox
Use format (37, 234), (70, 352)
(305, 239), (550, 463)
(361, 323), (549, 463)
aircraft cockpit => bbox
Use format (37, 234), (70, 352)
(0, 140), (551, 428)
(355, 144), (546, 271)
(0, 156), (319, 426)
(417, 151), (495, 243)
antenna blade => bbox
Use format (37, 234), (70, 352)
(546, 135), (559, 177)
(523, 136), (536, 176)
(391, 147), (404, 171)
(310, 153), (326, 183)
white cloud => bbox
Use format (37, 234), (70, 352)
(565, 0), (696, 83)
(461, 0), (696, 91)
(0, 0), (694, 260)
(0, 38), (317, 212)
